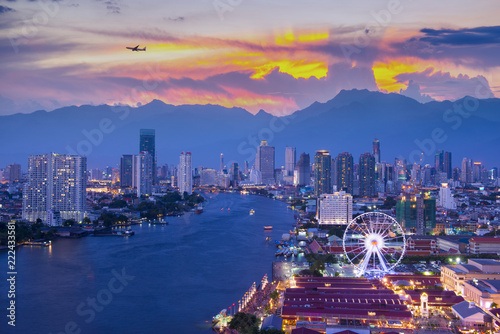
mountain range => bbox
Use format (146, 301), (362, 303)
(1, 89), (499, 170)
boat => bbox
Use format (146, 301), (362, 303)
(249, 209), (255, 215)
(266, 236), (272, 241)
(264, 226), (273, 230)
(194, 205), (203, 214)
(124, 228), (135, 236)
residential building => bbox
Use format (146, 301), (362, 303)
(139, 129), (156, 183)
(23, 153), (87, 225)
(133, 152), (153, 197)
(255, 141), (275, 185)
(178, 152), (193, 195)
(314, 150), (331, 197)
(294, 153), (310, 187)
(359, 152), (375, 197)
(336, 152), (353, 194)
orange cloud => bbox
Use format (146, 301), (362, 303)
(372, 60), (430, 92)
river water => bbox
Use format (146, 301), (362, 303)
(0, 192), (297, 334)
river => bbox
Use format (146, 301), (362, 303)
(0, 192), (297, 334)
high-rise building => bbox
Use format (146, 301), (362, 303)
(336, 152), (354, 194)
(255, 141), (275, 185)
(396, 193), (436, 234)
(435, 150), (452, 179)
(179, 152), (193, 195)
(438, 183), (456, 210)
(230, 163), (239, 186)
(133, 152), (153, 197)
(120, 155), (134, 188)
(294, 153), (310, 186)
(220, 153), (224, 173)
(314, 150), (332, 197)
(139, 129), (156, 183)
(461, 158), (473, 184)
(473, 162), (483, 183)
(359, 153), (375, 197)
(6, 163), (21, 182)
(373, 138), (381, 164)
(285, 147), (296, 177)
(23, 153), (87, 225)
(316, 191), (353, 225)
(89, 168), (102, 181)
(490, 167), (499, 181)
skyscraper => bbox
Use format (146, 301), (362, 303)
(396, 193), (436, 234)
(23, 153), (87, 225)
(294, 153), (310, 186)
(285, 147), (296, 177)
(435, 150), (452, 179)
(220, 153), (224, 173)
(179, 152), (193, 195)
(359, 152), (375, 197)
(255, 141), (275, 185)
(314, 150), (332, 197)
(133, 152), (153, 197)
(316, 191), (353, 225)
(230, 163), (239, 186)
(336, 152), (354, 194)
(373, 138), (381, 164)
(139, 129), (156, 183)
(461, 158), (472, 184)
(120, 154), (134, 188)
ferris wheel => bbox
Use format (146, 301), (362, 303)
(342, 212), (406, 277)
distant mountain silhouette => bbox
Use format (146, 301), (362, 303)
(1, 89), (499, 170)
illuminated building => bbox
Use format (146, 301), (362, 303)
(438, 183), (456, 209)
(441, 259), (500, 294)
(396, 193), (436, 234)
(133, 151), (153, 197)
(139, 129), (156, 184)
(314, 150), (331, 197)
(336, 152), (353, 194)
(23, 153), (87, 225)
(6, 163), (21, 182)
(316, 191), (352, 225)
(372, 138), (380, 163)
(435, 150), (452, 179)
(255, 141), (275, 185)
(179, 152), (193, 195)
(359, 152), (375, 197)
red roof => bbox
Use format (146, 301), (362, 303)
(291, 328), (322, 334)
(470, 237), (500, 243)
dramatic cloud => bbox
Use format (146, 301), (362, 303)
(394, 68), (494, 101)
(399, 80), (433, 103)
(418, 26), (500, 46)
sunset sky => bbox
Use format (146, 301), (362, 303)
(0, 0), (499, 115)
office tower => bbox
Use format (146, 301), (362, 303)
(220, 153), (224, 173)
(438, 183), (456, 209)
(373, 138), (381, 164)
(314, 150), (332, 197)
(120, 155), (134, 188)
(294, 153), (310, 186)
(396, 193), (436, 235)
(255, 141), (275, 185)
(139, 129), (156, 183)
(359, 153), (375, 197)
(285, 147), (296, 177)
(244, 160), (249, 174)
(23, 153), (87, 226)
(452, 167), (461, 182)
(435, 150), (452, 179)
(461, 158), (473, 184)
(230, 163), (239, 186)
(473, 162), (483, 183)
(316, 191), (353, 225)
(6, 163), (21, 182)
(179, 152), (193, 195)
(336, 152), (354, 194)
(133, 152), (153, 197)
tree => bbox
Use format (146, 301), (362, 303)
(63, 219), (76, 227)
(229, 312), (260, 334)
(82, 217), (91, 224)
(491, 302), (498, 309)
(310, 260), (325, 277)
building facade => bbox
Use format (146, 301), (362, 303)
(179, 152), (193, 195)
(23, 153), (87, 225)
(336, 152), (353, 194)
(255, 141), (275, 185)
(359, 152), (375, 197)
(133, 152), (153, 197)
(316, 191), (353, 225)
(294, 153), (310, 186)
(139, 129), (156, 184)
(314, 150), (332, 197)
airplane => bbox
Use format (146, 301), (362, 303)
(126, 45), (146, 52)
